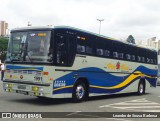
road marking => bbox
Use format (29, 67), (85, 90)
(99, 98), (160, 112)
(111, 102), (158, 105)
(66, 111), (82, 116)
(125, 98), (149, 102)
(99, 98), (150, 108)
(113, 106), (160, 109)
(143, 110), (160, 112)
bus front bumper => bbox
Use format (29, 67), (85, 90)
(3, 80), (52, 98)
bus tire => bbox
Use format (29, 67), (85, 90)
(138, 80), (145, 95)
(72, 81), (87, 103)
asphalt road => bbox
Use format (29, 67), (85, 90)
(1, 77), (160, 121)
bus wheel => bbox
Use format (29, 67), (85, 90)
(138, 80), (145, 95)
(72, 82), (87, 103)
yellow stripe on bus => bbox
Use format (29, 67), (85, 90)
(53, 85), (73, 91)
(53, 71), (156, 91)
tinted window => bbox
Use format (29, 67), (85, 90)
(76, 33), (93, 55)
(97, 49), (104, 56)
(126, 54), (131, 60)
(93, 37), (112, 58)
(104, 50), (110, 56)
(55, 33), (76, 66)
(77, 44), (85, 53)
(113, 52), (118, 58)
(112, 41), (125, 59)
(56, 34), (67, 65)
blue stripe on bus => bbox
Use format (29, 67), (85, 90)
(53, 66), (157, 94)
(6, 65), (43, 71)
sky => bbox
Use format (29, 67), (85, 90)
(1, 0), (160, 41)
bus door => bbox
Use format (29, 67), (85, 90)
(55, 33), (76, 67)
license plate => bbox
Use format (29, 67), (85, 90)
(17, 90), (28, 95)
(17, 85), (26, 90)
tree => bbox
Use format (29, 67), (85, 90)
(126, 35), (135, 44)
(0, 36), (9, 62)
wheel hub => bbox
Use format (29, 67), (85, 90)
(76, 85), (85, 99)
(139, 83), (144, 93)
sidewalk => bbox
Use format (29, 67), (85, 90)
(0, 73), (3, 96)
(0, 73), (2, 84)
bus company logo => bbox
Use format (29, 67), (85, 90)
(20, 75), (23, 79)
(54, 80), (66, 87)
(2, 113), (11, 118)
(116, 62), (120, 70)
(107, 62), (130, 71)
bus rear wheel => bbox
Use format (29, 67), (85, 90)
(138, 80), (145, 95)
(72, 82), (87, 103)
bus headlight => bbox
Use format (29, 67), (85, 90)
(38, 87), (43, 92)
(4, 84), (12, 88)
(4, 84), (9, 88)
(32, 86), (39, 91)
(34, 92), (38, 96)
(8, 89), (12, 92)
(32, 86), (43, 92)
(39, 93), (43, 96)
(8, 84), (12, 88)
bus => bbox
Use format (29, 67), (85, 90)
(3, 26), (158, 102)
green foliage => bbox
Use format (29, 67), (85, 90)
(0, 36), (9, 62)
(126, 35), (135, 44)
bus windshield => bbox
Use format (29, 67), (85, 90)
(6, 31), (52, 63)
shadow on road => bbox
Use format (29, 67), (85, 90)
(10, 97), (73, 105)
(88, 92), (150, 101)
(8, 92), (150, 105)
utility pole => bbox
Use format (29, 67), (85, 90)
(97, 19), (104, 34)
(27, 21), (32, 26)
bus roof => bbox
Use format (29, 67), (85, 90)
(54, 26), (157, 52)
(11, 26), (157, 52)
(54, 26), (116, 40)
(11, 26), (53, 32)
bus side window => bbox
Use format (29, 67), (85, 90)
(119, 53), (123, 59)
(137, 56), (141, 62)
(147, 58), (150, 63)
(77, 45), (85, 53)
(126, 54), (131, 60)
(132, 55), (135, 60)
(86, 46), (92, 54)
(141, 57), (145, 62)
(113, 52), (118, 58)
(97, 49), (103, 55)
(104, 50), (110, 56)
(155, 59), (157, 64)
(112, 41), (125, 60)
(154, 51), (157, 64)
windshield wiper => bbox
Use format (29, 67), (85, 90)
(8, 58), (20, 62)
(6, 53), (21, 62)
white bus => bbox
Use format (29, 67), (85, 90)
(3, 26), (158, 102)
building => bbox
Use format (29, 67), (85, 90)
(136, 37), (160, 64)
(0, 21), (8, 36)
